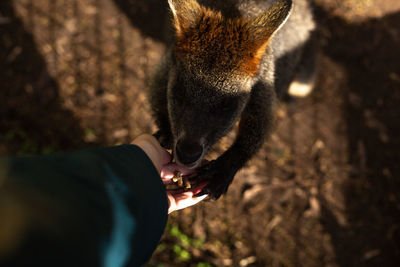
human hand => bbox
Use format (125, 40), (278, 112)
(132, 134), (208, 214)
(131, 134), (171, 173)
(161, 163), (208, 214)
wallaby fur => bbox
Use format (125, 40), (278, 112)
(149, 0), (316, 199)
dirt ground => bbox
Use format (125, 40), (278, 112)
(1, 0), (399, 266)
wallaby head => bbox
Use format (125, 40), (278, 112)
(166, 0), (292, 168)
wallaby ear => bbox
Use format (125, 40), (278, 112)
(242, 0), (292, 71)
(168, 0), (202, 35)
(240, 0), (292, 75)
(251, 0), (292, 51)
(251, 0), (292, 39)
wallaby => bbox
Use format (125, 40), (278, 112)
(149, 0), (316, 199)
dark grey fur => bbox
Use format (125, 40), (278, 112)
(148, 0), (316, 199)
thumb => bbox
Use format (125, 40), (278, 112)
(131, 134), (171, 173)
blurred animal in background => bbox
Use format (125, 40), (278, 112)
(148, 0), (317, 199)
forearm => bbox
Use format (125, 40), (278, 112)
(0, 145), (168, 266)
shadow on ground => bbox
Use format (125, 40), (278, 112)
(314, 6), (400, 266)
(0, 1), (85, 155)
(112, 0), (171, 44)
(1, 0), (399, 266)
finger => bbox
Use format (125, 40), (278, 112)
(160, 162), (196, 180)
(194, 188), (208, 198)
(191, 181), (208, 196)
(167, 191), (208, 214)
(162, 159), (210, 180)
(132, 134), (171, 173)
(175, 193), (208, 209)
(167, 182), (207, 198)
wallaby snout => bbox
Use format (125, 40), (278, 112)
(175, 138), (204, 167)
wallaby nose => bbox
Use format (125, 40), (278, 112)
(175, 139), (203, 166)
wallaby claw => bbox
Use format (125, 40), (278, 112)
(193, 160), (233, 200)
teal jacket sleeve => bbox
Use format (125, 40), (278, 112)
(0, 145), (168, 267)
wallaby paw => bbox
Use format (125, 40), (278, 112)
(288, 81), (314, 98)
(153, 130), (173, 149)
(194, 160), (234, 200)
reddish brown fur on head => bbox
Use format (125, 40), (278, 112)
(168, 0), (292, 76)
(175, 12), (266, 76)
